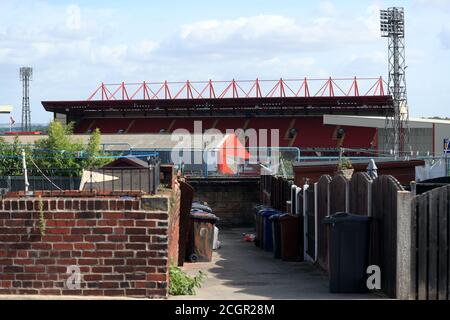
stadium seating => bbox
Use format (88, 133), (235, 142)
(73, 116), (376, 149)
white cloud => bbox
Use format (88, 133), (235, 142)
(319, 1), (335, 16)
(66, 5), (82, 31)
(439, 26), (450, 49)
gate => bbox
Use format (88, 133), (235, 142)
(411, 185), (450, 300)
(371, 175), (404, 298)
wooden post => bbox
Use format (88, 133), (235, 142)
(396, 190), (413, 300)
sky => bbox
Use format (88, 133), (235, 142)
(0, 0), (449, 124)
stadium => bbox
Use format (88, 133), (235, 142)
(41, 77), (393, 155)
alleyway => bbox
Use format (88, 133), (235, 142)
(175, 229), (382, 300)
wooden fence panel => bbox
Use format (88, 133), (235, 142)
(371, 175), (404, 298)
(438, 186), (448, 300)
(412, 185), (450, 300)
(316, 175), (331, 271)
(417, 193), (428, 300)
(349, 172), (372, 216)
(329, 175), (348, 214)
(305, 187), (316, 260)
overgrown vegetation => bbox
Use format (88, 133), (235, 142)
(169, 264), (205, 296)
(0, 121), (109, 176)
(337, 157), (353, 171)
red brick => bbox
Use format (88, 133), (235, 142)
(147, 259), (167, 266)
(103, 212), (124, 220)
(135, 221), (156, 227)
(125, 243), (146, 250)
(56, 259), (78, 265)
(130, 236), (151, 243)
(83, 251), (112, 258)
(103, 289), (125, 296)
(41, 289), (62, 295)
(62, 235), (84, 242)
(71, 228), (91, 235)
(108, 235), (128, 242)
(125, 228), (146, 235)
(35, 259), (56, 265)
(41, 235), (63, 242)
(92, 266), (112, 273)
(54, 212), (74, 219)
(93, 227), (113, 234)
(147, 274), (167, 282)
(125, 289), (146, 296)
(76, 220), (96, 227)
(118, 220), (134, 227)
(124, 212), (145, 220)
(98, 220), (118, 227)
(98, 282), (119, 289)
(46, 228), (70, 235)
(126, 259), (147, 266)
(16, 274), (36, 281)
(24, 266), (45, 273)
(146, 213), (168, 220)
(103, 274), (124, 281)
(84, 274), (102, 281)
(111, 227), (123, 235)
(0, 235), (20, 242)
(104, 259), (125, 266)
(36, 274), (58, 281)
(46, 266), (66, 273)
(47, 220), (76, 227)
(95, 243), (118, 250)
(85, 235), (106, 242)
(31, 243), (52, 250)
(114, 251), (134, 258)
(53, 243), (73, 250)
(13, 259), (34, 265)
(77, 259), (99, 265)
(74, 243), (95, 250)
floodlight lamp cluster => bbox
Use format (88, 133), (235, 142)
(20, 67), (33, 81)
(380, 7), (405, 38)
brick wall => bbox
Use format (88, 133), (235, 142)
(187, 177), (260, 227)
(0, 194), (177, 298)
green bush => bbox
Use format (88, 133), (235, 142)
(169, 264), (205, 296)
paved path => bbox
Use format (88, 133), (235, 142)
(173, 228), (382, 300)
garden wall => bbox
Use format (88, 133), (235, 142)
(0, 191), (179, 298)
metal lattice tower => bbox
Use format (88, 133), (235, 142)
(20, 67), (32, 132)
(380, 7), (410, 155)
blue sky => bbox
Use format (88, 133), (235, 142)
(0, 0), (449, 123)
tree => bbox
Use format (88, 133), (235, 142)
(0, 136), (26, 175)
(32, 121), (109, 175)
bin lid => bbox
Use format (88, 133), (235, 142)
(257, 207), (279, 214)
(269, 213), (288, 221)
(261, 210), (282, 217)
(191, 203), (212, 213)
(278, 214), (299, 221)
(190, 211), (220, 222)
(323, 212), (371, 224)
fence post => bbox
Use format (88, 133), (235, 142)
(314, 182), (318, 261)
(396, 190), (413, 300)
(303, 183), (309, 261)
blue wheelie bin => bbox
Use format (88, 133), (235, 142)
(270, 213), (287, 258)
(254, 205), (270, 248)
(261, 209), (282, 252)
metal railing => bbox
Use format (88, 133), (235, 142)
(0, 162), (161, 195)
